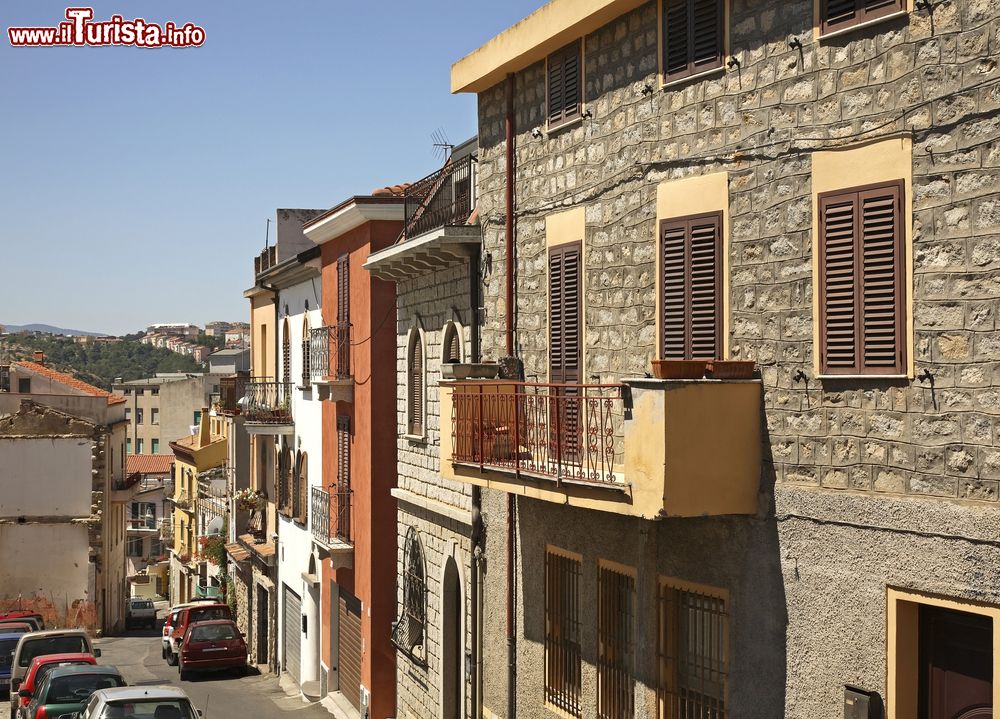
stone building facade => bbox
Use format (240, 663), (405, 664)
(449, 0), (1000, 717)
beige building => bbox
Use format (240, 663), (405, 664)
(114, 374), (220, 455)
(0, 358), (130, 633)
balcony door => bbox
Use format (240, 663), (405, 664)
(549, 243), (582, 466)
(919, 604), (992, 719)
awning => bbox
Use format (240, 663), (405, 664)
(225, 542), (250, 562)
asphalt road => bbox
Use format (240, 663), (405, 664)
(94, 623), (331, 719)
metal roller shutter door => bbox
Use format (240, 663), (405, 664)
(282, 585), (301, 682)
(338, 591), (363, 712)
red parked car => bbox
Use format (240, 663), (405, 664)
(178, 620), (247, 680)
(0, 615), (43, 632)
(164, 604), (231, 666)
(15, 654), (96, 718)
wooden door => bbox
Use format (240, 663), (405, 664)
(920, 605), (992, 719)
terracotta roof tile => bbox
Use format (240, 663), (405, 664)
(15, 361), (127, 405)
(126, 454), (176, 475)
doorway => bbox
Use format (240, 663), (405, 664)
(256, 584), (269, 666)
(441, 557), (462, 719)
(919, 604), (992, 719)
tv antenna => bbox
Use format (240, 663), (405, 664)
(431, 128), (453, 164)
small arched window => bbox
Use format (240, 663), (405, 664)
(392, 526), (426, 663)
(442, 321), (463, 365)
(301, 316), (312, 387)
(281, 318), (291, 385)
(407, 329), (424, 436)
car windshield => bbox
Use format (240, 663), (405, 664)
(46, 673), (124, 704)
(188, 608), (228, 623)
(20, 637), (89, 667)
(0, 639), (17, 669)
(37, 661), (90, 686)
(131, 601), (153, 610)
(99, 699), (197, 719)
(189, 624), (236, 642)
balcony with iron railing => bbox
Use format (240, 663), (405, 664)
(243, 378), (294, 433)
(403, 154), (475, 240)
(127, 516), (158, 534)
(110, 472), (142, 502)
(217, 373), (249, 415)
(311, 486), (354, 568)
(308, 325), (354, 402)
(441, 378), (762, 519)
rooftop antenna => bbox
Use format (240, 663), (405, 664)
(264, 218), (271, 249)
(431, 127), (453, 164)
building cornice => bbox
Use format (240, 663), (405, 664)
(303, 197), (404, 245)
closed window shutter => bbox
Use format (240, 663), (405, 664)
(819, 181), (904, 374)
(444, 324), (461, 364)
(337, 255), (350, 377)
(660, 214), (722, 360)
(282, 320), (291, 384)
(408, 335), (423, 435)
(549, 244), (582, 384)
(821, 0), (903, 33)
(547, 42), (582, 128)
(663, 0), (723, 82)
(336, 416), (350, 489)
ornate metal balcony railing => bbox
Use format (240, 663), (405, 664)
(451, 382), (625, 485)
(403, 154), (475, 240)
(218, 373), (249, 414)
(309, 325), (352, 382)
(244, 379), (293, 424)
(311, 486), (353, 546)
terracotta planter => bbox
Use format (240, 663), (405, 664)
(440, 362), (501, 380)
(706, 360), (756, 380)
(650, 360), (708, 380)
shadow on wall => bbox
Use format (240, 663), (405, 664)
(0, 595), (98, 630)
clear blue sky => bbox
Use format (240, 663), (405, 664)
(0, 1), (539, 336)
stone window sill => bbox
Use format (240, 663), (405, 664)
(545, 114), (583, 136)
(816, 374), (910, 380)
(661, 64), (725, 91)
(818, 10), (908, 42)
(402, 433), (427, 444)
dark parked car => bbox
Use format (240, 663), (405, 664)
(21, 665), (125, 719)
(164, 604), (231, 666)
(0, 634), (21, 700)
(178, 620), (247, 680)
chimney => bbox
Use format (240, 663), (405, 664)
(197, 407), (211, 448)
(32, 351), (44, 364)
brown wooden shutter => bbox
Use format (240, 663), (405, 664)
(663, 0), (724, 82)
(408, 335), (423, 435)
(547, 42), (582, 128)
(337, 254), (350, 326)
(336, 415), (350, 489)
(281, 319), (291, 384)
(444, 324), (461, 364)
(821, 0), (903, 33)
(819, 181), (904, 374)
(660, 213), (722, 360)
(549, 243), (582, 385)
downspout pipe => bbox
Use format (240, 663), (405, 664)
(504, 72), (517, 719)
(469, 244), (483, 719)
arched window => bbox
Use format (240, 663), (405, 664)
(407, 329), (425, 436)
(301, 316), (312, 387)
(278, 444), (292, 513)
(392, 526), (426, 663)
(441, 321), (463, 365)
(281, 318), (291, 385)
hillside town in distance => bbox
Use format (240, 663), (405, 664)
(3, 1), (1000, 719)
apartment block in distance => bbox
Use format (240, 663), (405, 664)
(114, 374), (219, 455)
(446, 1), (1000, 718)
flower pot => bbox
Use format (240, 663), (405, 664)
(651, 360), (708, 379)
(440, 363), (501, 380)
(705, 360), (756, 380)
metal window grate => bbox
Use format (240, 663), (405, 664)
(598, 565), (635, 719)
(658, 583), (728, 719)
(392, 526), (427, 664)
(545, 550), (582, 716)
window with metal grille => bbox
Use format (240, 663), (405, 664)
(336, 415), (351, 489)
(547, 40), (582, 129)
(278, 444), (292, 513)
(820, 0), (904, 35)
(661, 0), (725, 83)
(282, 319), (291, 384)
(658, 581), (728, 719)
(407, 330), (424, 436)
(818, 180), (905, 375)
(442, 322), (462, 365)
(391, 526), (427, 664)
(301, 317), (311, 387)
(545, 549), (582, 717)
(660, 213), (722, 360)
(598, 563), (636, 719)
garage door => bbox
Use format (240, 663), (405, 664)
(283, 585), (301, 682)
(338, 590), (363, 712)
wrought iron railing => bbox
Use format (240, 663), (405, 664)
(403, 154), (475, 240)
(311, 486), (353, 545)
(254, 245), (276, 276)
(309, 325), (352, 382)
(218, 373), (249, 414)
(112, 472), (142, 492)
(450, 382), (625, 485)
(244, 379), (293, 424)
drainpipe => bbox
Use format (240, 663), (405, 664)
(468, 243), (484, 718)
(504, 70), (517, 719)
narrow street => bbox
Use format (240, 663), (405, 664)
(94, 616), (330, 719)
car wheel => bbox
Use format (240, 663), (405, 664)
(167, 651), (177, 667)
(178, 660), (190, 682)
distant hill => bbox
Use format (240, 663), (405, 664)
(2, 323), (108, 337)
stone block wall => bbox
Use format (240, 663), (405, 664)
(474, 0), (1000, 502)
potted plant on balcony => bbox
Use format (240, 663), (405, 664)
(235, 488), (265, 512)
(440, 361), (501, 380)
